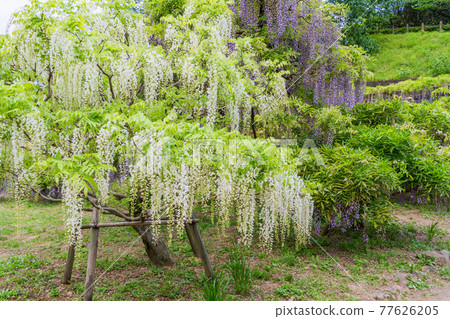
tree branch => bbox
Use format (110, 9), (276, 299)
(86, 194), (140, 221)
(44, 65), (53, 101)
(111, 192), (127, 200)
(30, 187), (62, 202)
(97, 63), (116, 100)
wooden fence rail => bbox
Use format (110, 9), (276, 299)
(373, 21), (447, 34)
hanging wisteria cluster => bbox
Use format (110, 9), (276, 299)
(294, 1), (365, 108)
(330, 201), (361, 232)
(0, 0), (317, 248)
(125, 125), (314, 248)
(234, 0), (260, 29)
(1, 102), (315, 249)
(62, 179), (84, 246)
(8, 111), (48, 200)
(96, 125), (116, 205)
(404, 188), (448, 215)
(313, 200), (369, 242)
(6, 0), (290, 135)
(259, 172), (313, 249)
(235, 0), (367, 109)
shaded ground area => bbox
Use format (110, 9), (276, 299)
(0, 198), (448, 301)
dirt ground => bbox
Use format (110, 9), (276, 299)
(393, 207), (450, 300)
(0, 199), (449, 301)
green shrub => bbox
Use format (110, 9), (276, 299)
(315, 106), (354, 132)
(347, 125), (450, 207)
(365, 75), (450, 95)
(143, 0), (185, 23)
(407, 101), (450, 145)
(347, 125), (435, 169)
(299, 145), (400, 233)
(313, 106), (354, 145)
(363, 199), (397, 229)
(352, 98), (409, 127)
(432, 96), (450, 110)
(410, 156), (450, 202)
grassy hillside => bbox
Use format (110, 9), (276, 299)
(368, 32), (450, 81)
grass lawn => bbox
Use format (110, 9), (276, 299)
(0, 198), (449, 301)
(368, 32), (450, 81)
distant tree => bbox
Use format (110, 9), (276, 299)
(330, 0), (449, 53)
(402, 0), (450, 25)
(328, 0), (407, 53)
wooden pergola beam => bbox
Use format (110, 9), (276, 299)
(80, 218), (199, 229)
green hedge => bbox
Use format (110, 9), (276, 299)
(346, 125), (450, 199)
(365, 75), (450, 95)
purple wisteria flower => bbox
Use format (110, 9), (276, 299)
(235, 0), (366, 108)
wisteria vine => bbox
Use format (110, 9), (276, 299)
(235, 0), (367, 109)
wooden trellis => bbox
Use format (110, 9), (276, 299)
(61, 208), (215, 301)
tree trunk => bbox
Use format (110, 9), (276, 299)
(132, 225), (174, 266)
(354, 220), (365, 231)
(319, 221), (331, 236)
(251, 107), (257, 139)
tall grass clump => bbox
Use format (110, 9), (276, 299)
(202, 271), (230, 301)
(223, 243), (252, 295)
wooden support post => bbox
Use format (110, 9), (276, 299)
(406, 24), (409, 33)
(84, 207), (100, 301)
(377, 25), (380, 34)
(440, 21), (443, 32)
(185, 222), (201, 258)
(185, 221), (215, 279)
(62, 243), (76, 284)
(422, 23), (424, 31)
(392, 25), (394, 34)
